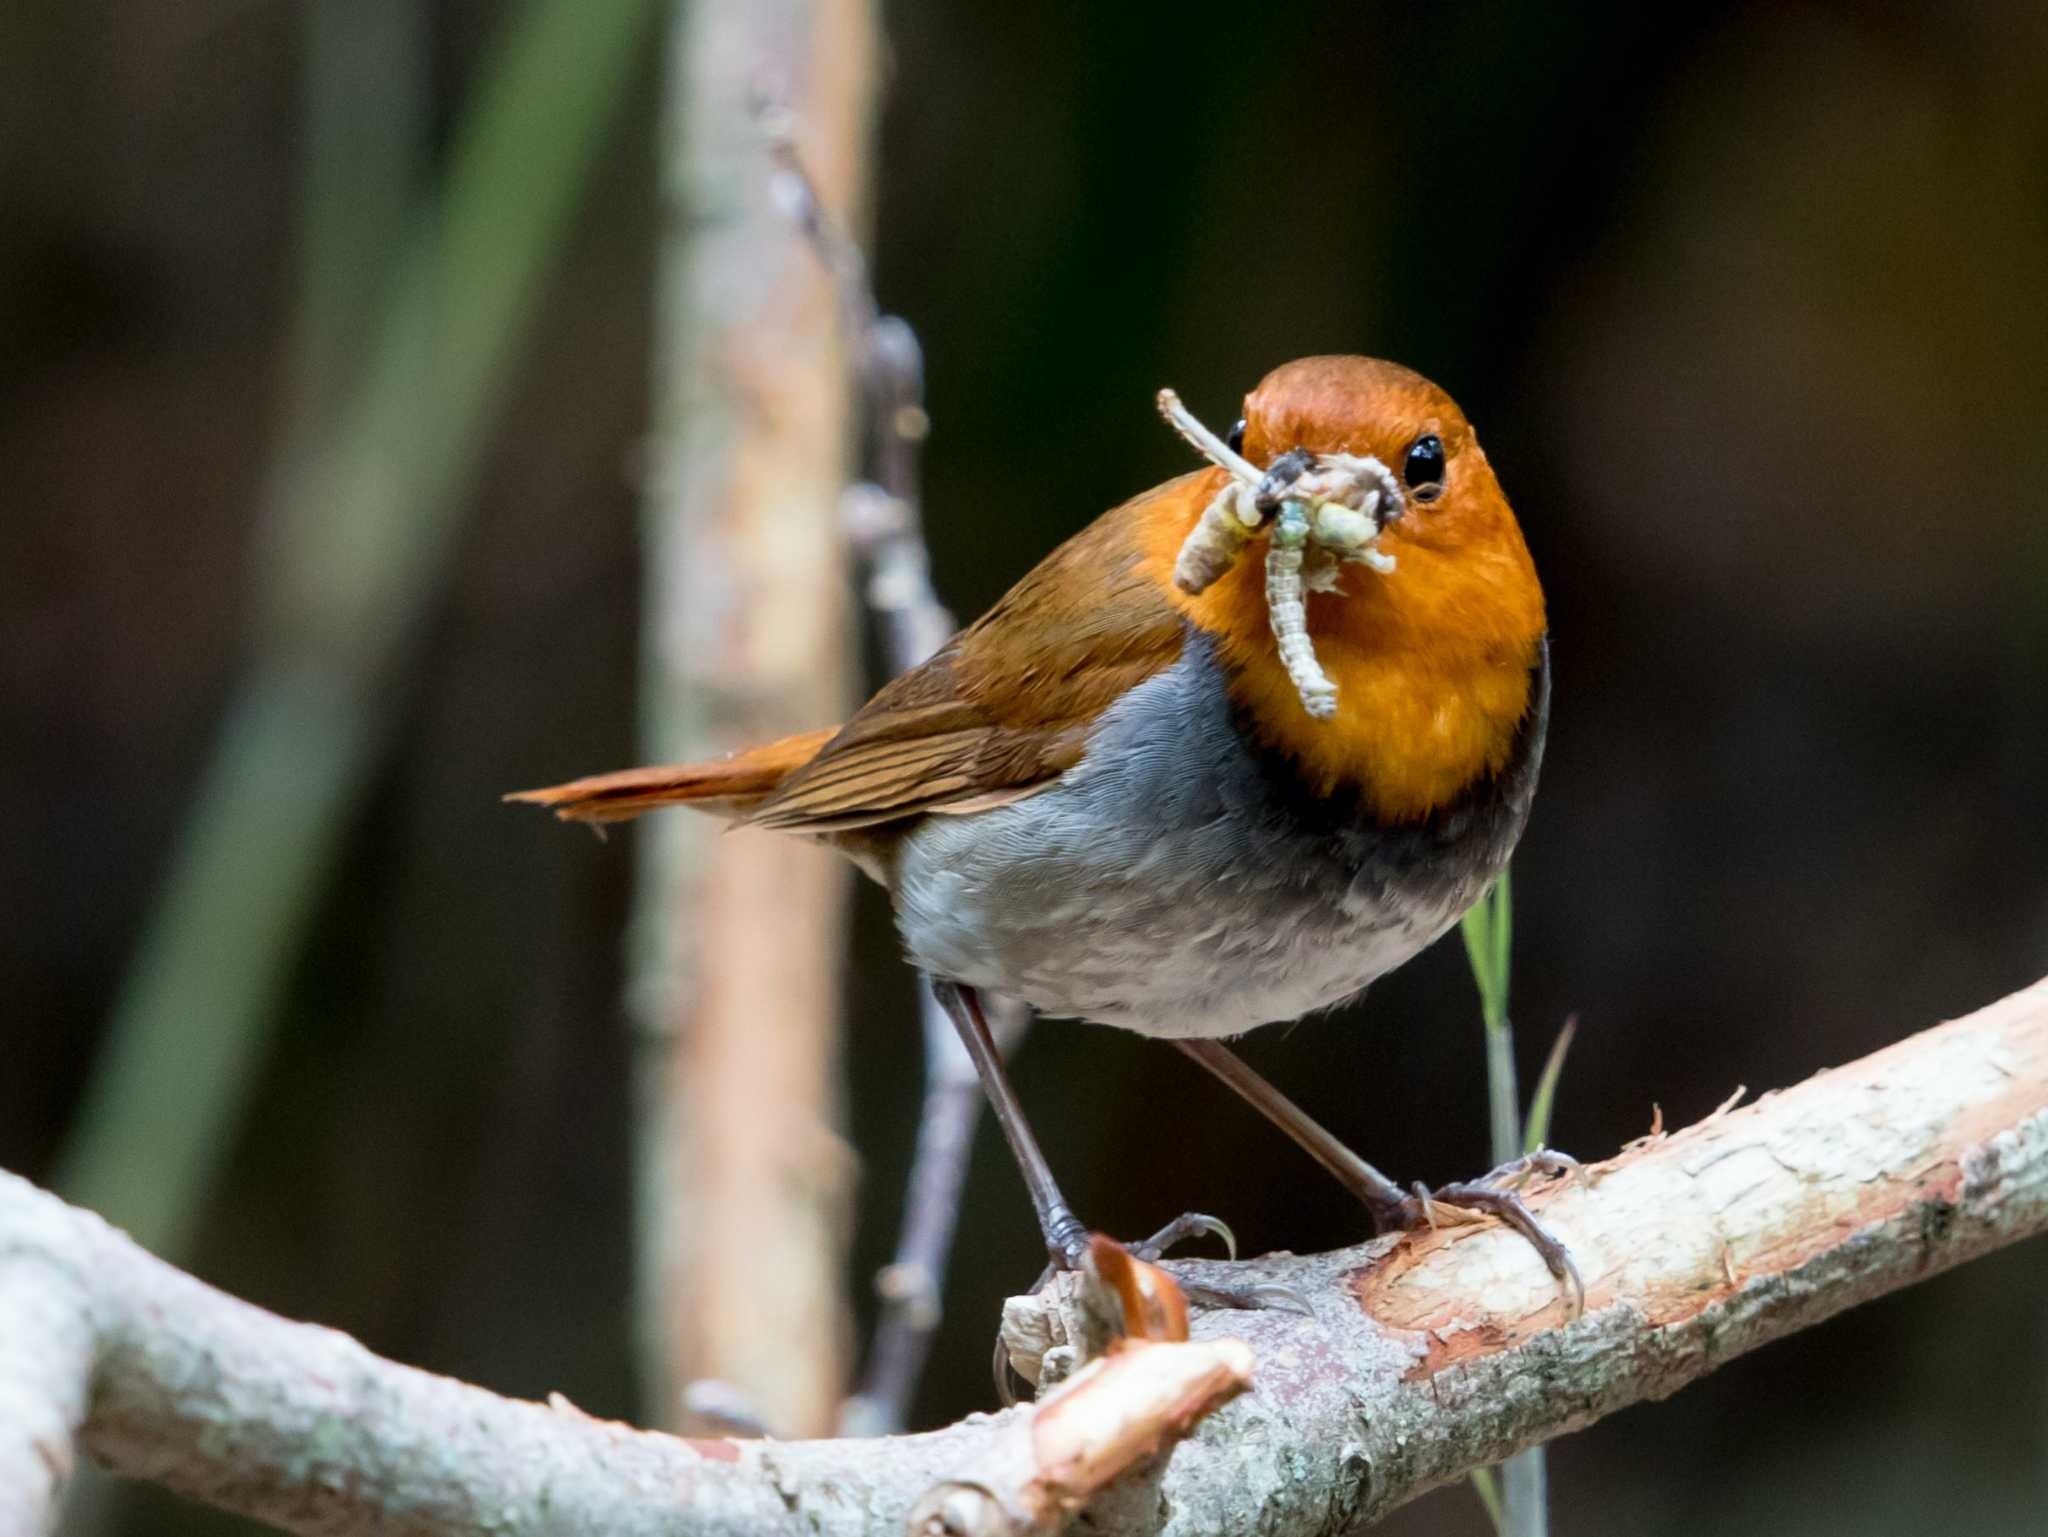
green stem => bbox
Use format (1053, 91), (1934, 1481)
(1462, 868), (1549, 1537)
(1485, 1018), (1522, 1168)
(1503, 1446), (1549, 1537)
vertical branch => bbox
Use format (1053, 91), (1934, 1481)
(634, 0), (879, 1439)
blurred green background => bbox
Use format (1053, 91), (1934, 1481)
(4, 2), (2046, 1533)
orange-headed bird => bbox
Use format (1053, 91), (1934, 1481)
(513, 355), (1575, 1296)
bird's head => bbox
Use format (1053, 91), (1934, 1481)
(1237, 354), (1527, 594)
(1151, 355), (1546, 821)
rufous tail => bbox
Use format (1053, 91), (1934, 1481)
(504, 727), (836, 827)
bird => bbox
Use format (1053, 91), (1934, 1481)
(510, 353), (1577, 1298)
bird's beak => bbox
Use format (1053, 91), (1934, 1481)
(1280, 453), (1404, 574)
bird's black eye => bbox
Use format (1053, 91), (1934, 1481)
(1402, 433), (1446, 502)
(1227, 419), (1246, 455)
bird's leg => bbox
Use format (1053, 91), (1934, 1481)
(1173, 1038), (1414, 1213)
(933, 984), (1315, 1400)
(930, 978), (1238, 1273)
(928, 978), (1092, 1268)
(1175, 1038), (1584, 1309)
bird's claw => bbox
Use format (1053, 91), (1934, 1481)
(1393, 1175), (1585, 1318)
(1363, 1153), (1585, 1318)
(1130, 1210), (1236, 1264)
(1475, 1147), (1581, 1193)
(1045, 1209), (1233, 1272)
(1182, 1279), (1314, 1317)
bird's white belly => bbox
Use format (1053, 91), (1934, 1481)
(890, 634), (1540, 1039)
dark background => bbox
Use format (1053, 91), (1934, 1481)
(5, 2), (2046, 1533)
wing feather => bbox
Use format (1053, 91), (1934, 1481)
(746, 473), (1210, 832)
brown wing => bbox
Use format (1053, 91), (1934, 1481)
(745, 472), (1211, 833)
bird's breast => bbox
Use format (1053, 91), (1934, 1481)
(889, 629), (1547, 1037)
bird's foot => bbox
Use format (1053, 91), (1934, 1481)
(1038, 1207), (1231, 1275)
(1050, 1210), (1309, 1312)
(1126, 1210), (1236, 1265)
(1475, 1147), (1583, 1192)
(1366, 1152), (1586, 1315)
(998, 1211), (1307, 1402)
(1178, 1278), (1316, 1315)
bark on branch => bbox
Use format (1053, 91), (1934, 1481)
(5, 977), (2046, 1536)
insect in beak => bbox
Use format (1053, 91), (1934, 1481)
(1155, 388), (1404, 718)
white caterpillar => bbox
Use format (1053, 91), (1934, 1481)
(1264, 501), (1338, 719)
(1173, 480), (1261, 595)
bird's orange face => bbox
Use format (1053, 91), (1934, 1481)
(1146, 356), (1546, 822)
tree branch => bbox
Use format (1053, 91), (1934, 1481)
(6, 977), (2045, 1535)
(0, 1171), (1245, 1537)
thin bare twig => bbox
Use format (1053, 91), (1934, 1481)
(761, 111), (952, 669)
